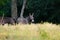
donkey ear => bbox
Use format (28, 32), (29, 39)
(29, 13), (31, 15)
(32, 13), (34, 16)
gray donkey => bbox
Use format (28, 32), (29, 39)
(0, 17), (15, 25)
(16, 13), (34, 24)
(0, 14), (15, 25)
(16, 0), (34, 24)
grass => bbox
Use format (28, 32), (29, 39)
(0, 22), (60, 40)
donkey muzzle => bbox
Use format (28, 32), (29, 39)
(32, 20), (34, 22)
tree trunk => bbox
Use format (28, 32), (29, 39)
(20, 0), (27, 18)
(11, 0), (17, 20)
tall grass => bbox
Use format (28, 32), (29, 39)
(0, 23), (60, 40)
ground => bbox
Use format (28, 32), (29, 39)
(0, 22), (60, 40)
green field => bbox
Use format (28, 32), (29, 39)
(0, 23), (60, 40)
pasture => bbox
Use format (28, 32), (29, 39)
(0, 22), (60, 40)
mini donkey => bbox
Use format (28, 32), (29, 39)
(0, 17), (15, 25)
(16, 13), (34, 24)
(16, 0), (34, 24)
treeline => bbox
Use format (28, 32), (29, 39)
(0, 0), (60, 24)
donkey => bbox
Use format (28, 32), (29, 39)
(16, 13), (34, 24)
(0, 17), (15, 25)
(16, 0), (34, 24)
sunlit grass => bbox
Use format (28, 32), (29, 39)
(0, 22), (60, 40)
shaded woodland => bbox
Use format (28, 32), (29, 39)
(0, 0), (60, 24)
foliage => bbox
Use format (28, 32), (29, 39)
(0, 0), (60, 23)
(0, 0), (11, 17)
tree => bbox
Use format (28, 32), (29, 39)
(20, 0), (27, 18)
(11, 0), (17, 20)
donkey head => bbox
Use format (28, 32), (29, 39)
(29, 13), (34, 23)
